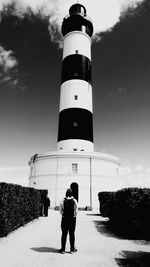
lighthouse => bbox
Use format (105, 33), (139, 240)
(29, 3), (120, 209)
(57, 3), (94, 153)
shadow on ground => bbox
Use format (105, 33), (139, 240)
(93, 218), (150, 242)
(86, 213), (100, 216)
(115, 250), (150, 267)
(31, 247), (59, 253)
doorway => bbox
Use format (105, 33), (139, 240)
(70, 182), (79, 202)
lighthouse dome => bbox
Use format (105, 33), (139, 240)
(69, 4), (86, 17)
(61, 3), (93, 37)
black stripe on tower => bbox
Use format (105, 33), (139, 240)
(57, 108), (93, 142)
(61, 54), (91, 84)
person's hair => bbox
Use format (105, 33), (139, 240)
(66, 188), (73, 197)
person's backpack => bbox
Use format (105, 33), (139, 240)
(63, 198), (75, 217)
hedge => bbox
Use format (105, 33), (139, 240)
(98, 188), (150, 237)
(98, 191), (116, 217)
(0, 182), (47, 237)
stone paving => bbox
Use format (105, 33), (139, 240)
(0, 209), (150, 267)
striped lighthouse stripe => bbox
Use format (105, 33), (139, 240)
(57, 108), (93, 142)
(61, 54), (92, 84)
(57, 4), (94, 152)
(63, 31), (91, 60)
(59, 80), (92, 113)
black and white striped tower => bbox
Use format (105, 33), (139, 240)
(57, 3), (94, 152)
(29, 2), (121, 208)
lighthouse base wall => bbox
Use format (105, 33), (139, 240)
(29, 152), (120, 209)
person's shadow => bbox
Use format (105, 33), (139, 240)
(30, 247), (59, 253)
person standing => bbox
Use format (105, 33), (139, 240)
(43, 193), (50, 217)
(59, 188), (78, 254)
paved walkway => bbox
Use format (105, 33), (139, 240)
(0, 210), (150, 267)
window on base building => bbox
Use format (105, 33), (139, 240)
(73, 122), (78, 127)
(74, 95), (78, 100)
(72, 163), (78, 174)
(74, 72), (78, 77)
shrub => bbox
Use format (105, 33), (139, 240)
(98, 191), (115, 217)
(0, 182), (47, 237)
(98, 188), (150, 238)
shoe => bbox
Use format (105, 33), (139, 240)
(59, 249), (65, 254)
(70, 248), (77, 254)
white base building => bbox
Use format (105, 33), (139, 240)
(29, 151), (120, 209)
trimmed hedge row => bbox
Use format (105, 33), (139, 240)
(98, 191), (115, 217)
(0, 182), (47, 237)
(98, 188), (150, 237)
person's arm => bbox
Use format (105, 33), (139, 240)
(74, 199), (78, 216)
(59, 199), (64, 215)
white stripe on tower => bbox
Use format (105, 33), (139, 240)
(57, 4), (94, 152)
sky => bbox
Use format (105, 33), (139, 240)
(0, 0), (150, 187)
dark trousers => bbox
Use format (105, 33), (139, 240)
(44, 206), (48, 217)
(61, 216), (76, 251)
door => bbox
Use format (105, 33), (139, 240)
(70, 182), (79, 202)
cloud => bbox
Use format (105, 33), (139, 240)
(134, 164), (143, 172)
(0, 45), (26, 90)
(0, 45), (20, 86)
(0, 0), (146, 45)
(118, 0), (144, 10)
(0, 45), (17, 70)
(107, 87), (127, 97)
(0, 166), (29, 186)
(120, 165), (150, 188)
